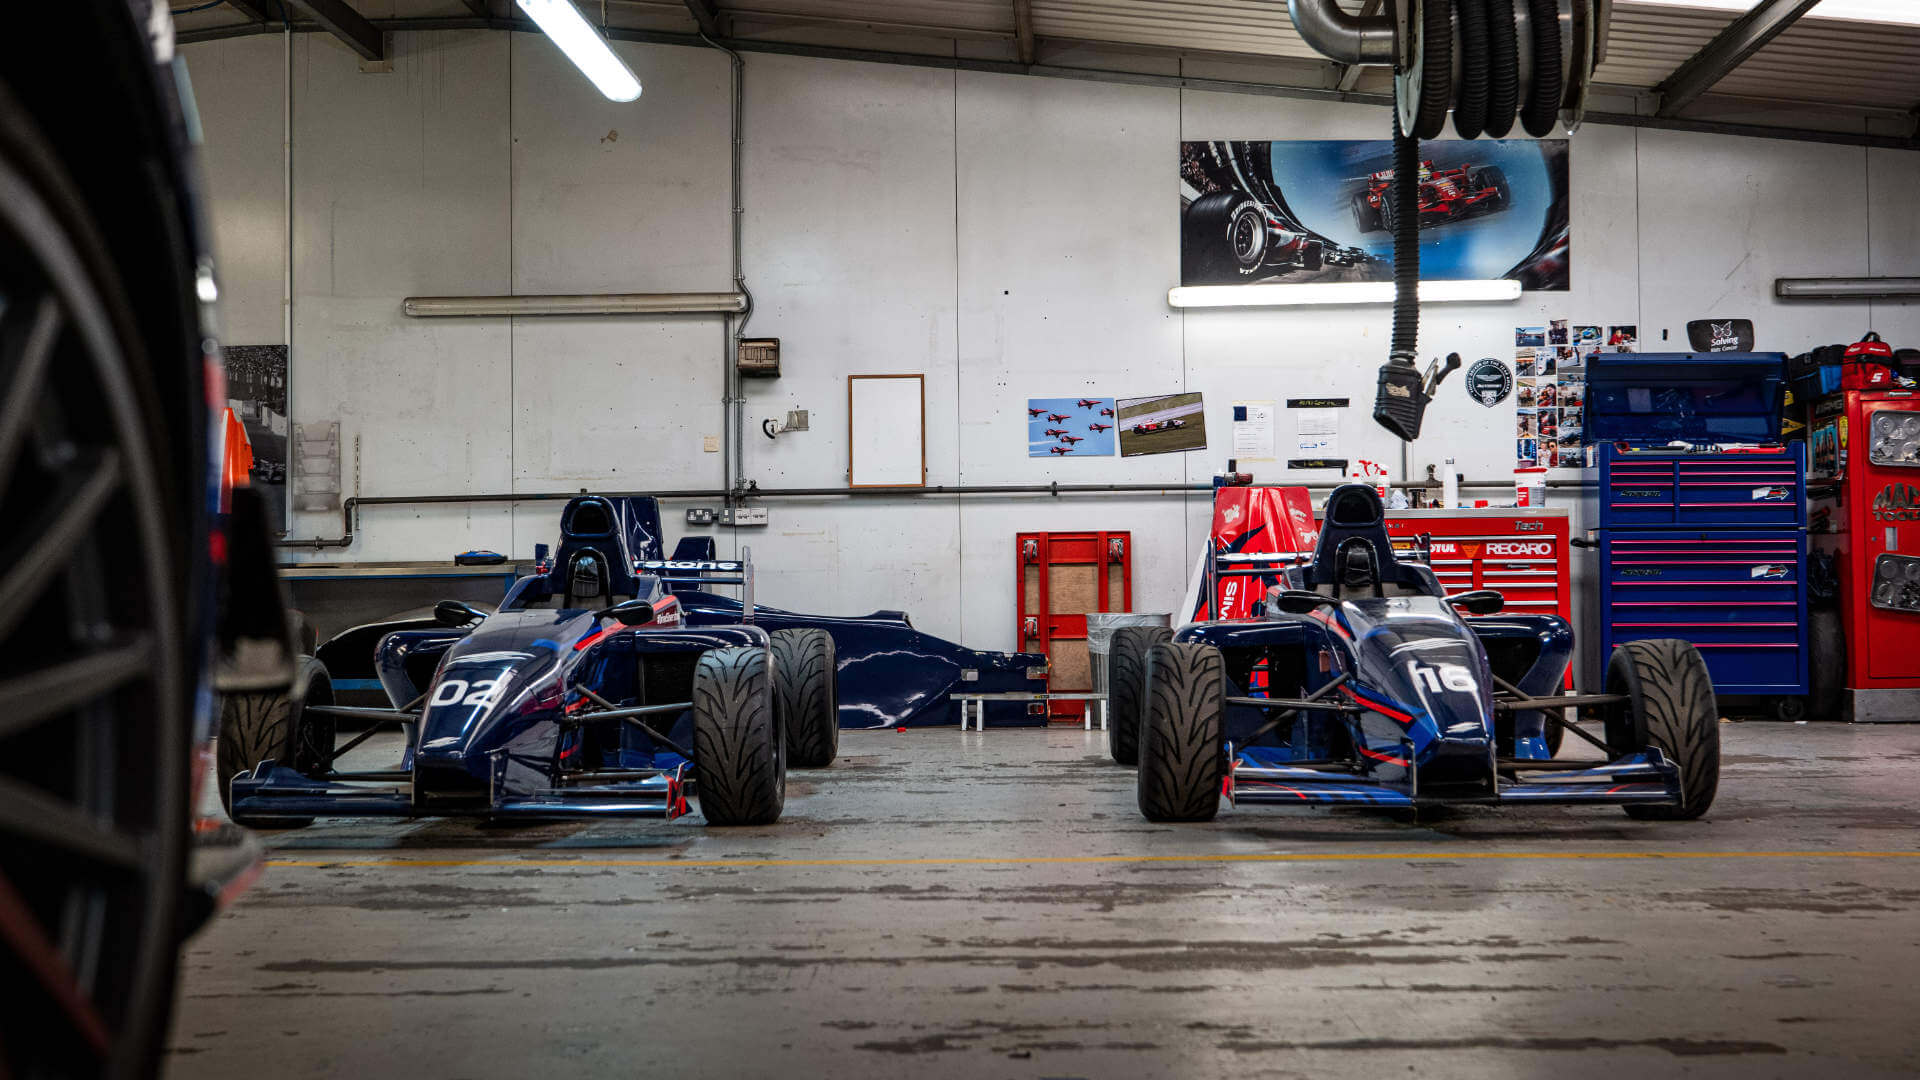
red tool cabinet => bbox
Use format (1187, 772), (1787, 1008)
(1017, 531), (1133, 721)
(1372, 509), (1574, 621)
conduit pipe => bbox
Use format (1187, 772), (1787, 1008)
(1285, 0), (1397, 66)
(401, 292), (747, 317)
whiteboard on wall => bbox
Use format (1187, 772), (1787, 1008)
(847, 374), (926, 488)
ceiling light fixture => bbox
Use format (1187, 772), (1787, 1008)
(515, 0), (643, 102)
(1167, 279), (1523, 308)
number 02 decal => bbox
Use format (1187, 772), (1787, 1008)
(1408, 661), (1477, 694)
(429, 677), (506, 709)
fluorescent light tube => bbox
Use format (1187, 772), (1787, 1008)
(1167, 279), (1523, 308)
(1776, 277), (1920, 301)
(515, 0), (643, 102)
(1623, 0), (1920, 28)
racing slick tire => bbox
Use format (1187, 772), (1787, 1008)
(1107, 625), (1172, 766)
(1605, 639), (1720, 821)
(1807, 608), (1845, 722)
(1137, 642), (1228, 822)
(692, 646), (786, 825)
(1183, 189), (1268, 281)
(1301, 240), (1324, 272)
(217, 656), (336, 828)
(1469, 165), (1511, 212)
(1378, 182), (1401, 235)
(1352, 191), (1383, 233)
(772, 628), (838, 768)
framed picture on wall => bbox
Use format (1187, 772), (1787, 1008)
(847, 374), (926, 488)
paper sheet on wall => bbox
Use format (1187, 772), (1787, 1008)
(1231, 401), (1276, 460)
(1295, 408), (1339, 457)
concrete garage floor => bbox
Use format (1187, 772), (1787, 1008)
(169, 722), (1920, 1078)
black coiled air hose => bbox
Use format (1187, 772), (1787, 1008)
(1390, 108), (1419, 364)
(1452, 0), (1491, 139)
(1483, 0), (1520, 136)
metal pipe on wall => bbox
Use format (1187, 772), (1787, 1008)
(699, 30), (753, 506)
(1285, 0), (1397, 66)
(400, 292), (747, 317)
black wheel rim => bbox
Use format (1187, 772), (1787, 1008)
(1228, 208), (1265, 267)
(0, 132), (187, 1076)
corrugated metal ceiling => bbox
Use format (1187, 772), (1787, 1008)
(172, 0), (1920, 120)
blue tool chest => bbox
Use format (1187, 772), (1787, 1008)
(1586, 353), (1808, 698)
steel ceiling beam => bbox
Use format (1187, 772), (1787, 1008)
(284, 0), (385, 61)
(1654, 0), (1821, 117)
(684, 0), (727, 38)
(223, 0), (288, 21)
(1013, 0), (1035, 65)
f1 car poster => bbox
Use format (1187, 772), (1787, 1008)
(1179, 139), (1570, 290)
(1117, 392), (1206, 458)
(1028, 397), (1116, 457)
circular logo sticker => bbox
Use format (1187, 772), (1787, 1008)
(1466, 357), (1513, 407)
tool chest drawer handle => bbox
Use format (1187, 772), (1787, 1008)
(1611, 580), (1796, 586)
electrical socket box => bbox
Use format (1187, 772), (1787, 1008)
(737, 338), (780, 378)
(686, 507), (717, 525)
(784, 409), (809, 432)
(719, 506), (769, 527)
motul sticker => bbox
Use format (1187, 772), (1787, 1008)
(1751, 486), (1790, 501)
(1485, 541), (1553, 557)
(1430, 541), (1460, 555)
(1751, 564), (1791, 580)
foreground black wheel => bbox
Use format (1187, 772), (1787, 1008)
(691, 647), (784, 825)
(1605, 639), (1720, 821)
(771, 628), (837, 768)
(0, 82), (195, 1076)
(1137, 642), (1227, 822)
(1106, 626), (1170, 766)
(217, 658), (335, 828)
(1472, 165), (1512, 212)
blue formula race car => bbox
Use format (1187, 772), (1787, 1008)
(222, 496), (836, 826)
(1116, 484), (1719, 821)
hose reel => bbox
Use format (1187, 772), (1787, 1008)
(1285, 0), (1610, 441)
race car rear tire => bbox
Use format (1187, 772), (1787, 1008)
(1107, 625), (1172, 766)
(1137, 642), (1227, 822)
(1183, 190), (1267, 282)
(1605, 639), (1719, 821)
(1301, 240), (1324, 272)
(1352, 192), (1382, 234)
(1470, 165), (1511, 211)
(217, 656), (335, 828)
(1378, 182), (1401, 234)
(692, 646), (785, 825)
(772, 628), (838, 768)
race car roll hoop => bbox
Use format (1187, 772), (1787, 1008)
(1287, 0), (1608, 440)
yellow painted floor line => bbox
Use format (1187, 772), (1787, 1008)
(263, 850), (1920, 871)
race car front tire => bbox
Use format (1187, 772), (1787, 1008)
(1352, 191), (1383, 233)
(1107, 625), (1172, 766)
(692, 646), (785, 825)
(1137, 642), (1227, 822)
(772, 628), (838, 768)
(1470, 165), (1512, 211)
(217, 657), (336, 829)
(1605, 639), (1719, 821)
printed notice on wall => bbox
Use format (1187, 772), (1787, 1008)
(1231, 401), (1276, 460)
(1294, 407), (1339, 457)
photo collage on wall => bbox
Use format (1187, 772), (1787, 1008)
(1513, 322), (1635, 468)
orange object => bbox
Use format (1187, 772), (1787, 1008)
(217, 407), (254, 513)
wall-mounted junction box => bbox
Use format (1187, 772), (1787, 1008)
(737, 338), (780, 378)
(686, 506), (769, 527)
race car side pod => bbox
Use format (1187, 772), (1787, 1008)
(572, 685), (696, 761)
(302, 689), (427, 776)
(1484, 670), (1629, 757)
(1224, 672), (1356, 747)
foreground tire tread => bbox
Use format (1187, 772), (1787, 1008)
(1107, 625), (1171, 766)
(772, 628), (838, 768)
(1137, 642), (1226, 822)
(1613, 638), (1719, 821)
(692, 647), (784, 825)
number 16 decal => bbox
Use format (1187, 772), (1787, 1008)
(1408, 661), (1477, 694)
